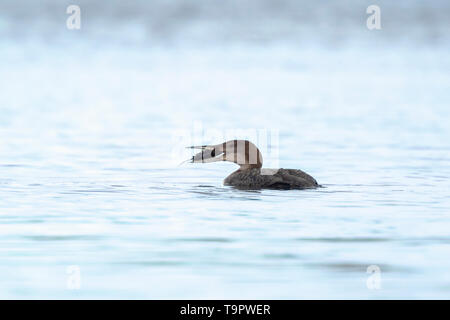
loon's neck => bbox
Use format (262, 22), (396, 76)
(238, 164), (261, 171)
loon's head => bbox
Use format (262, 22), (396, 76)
(187, 140), (263, 170)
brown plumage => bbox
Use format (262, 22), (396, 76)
(188, 140), (319, 190)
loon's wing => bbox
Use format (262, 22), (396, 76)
(224, 168), (319, 190)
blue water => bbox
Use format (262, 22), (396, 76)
(0, 1), (450, 299)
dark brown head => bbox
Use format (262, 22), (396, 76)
(188, 140), (263, 170)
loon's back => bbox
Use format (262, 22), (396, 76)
(224, 168), (319, 190)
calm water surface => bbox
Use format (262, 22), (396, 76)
(1, 1), (450, 299)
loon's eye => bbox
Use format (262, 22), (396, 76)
(210, 149), (216, 157)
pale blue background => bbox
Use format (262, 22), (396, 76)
(0, 0), (449, 298)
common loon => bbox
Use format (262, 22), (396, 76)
(188, 140), (319, 190)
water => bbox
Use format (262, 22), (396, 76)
(1, 0), (450, 299)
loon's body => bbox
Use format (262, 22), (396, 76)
(188, 140), (319, 190)
(224, 168), (318, 190)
